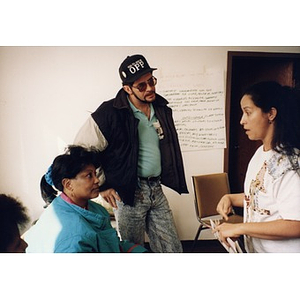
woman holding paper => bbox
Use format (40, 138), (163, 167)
(216, 81), (300, 252)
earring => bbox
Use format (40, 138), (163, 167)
(268, 119), (273, 124)
(70, 187), (75, 198)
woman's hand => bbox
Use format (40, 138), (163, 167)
(100, 188), (121, 208)
(216, 194), (234, 221)
(214, 222), (242, 247)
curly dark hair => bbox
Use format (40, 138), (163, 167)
(0, 194), (29, 252)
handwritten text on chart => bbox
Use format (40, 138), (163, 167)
(161, 88), (226, 151)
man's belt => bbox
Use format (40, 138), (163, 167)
(139, 176), (161, 182)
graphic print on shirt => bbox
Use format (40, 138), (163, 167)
(245, 161), (271, 223)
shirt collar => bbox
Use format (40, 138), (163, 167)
(60, 192), (89, 210)
(127, 97), (155, 119)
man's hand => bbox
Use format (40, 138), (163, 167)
(100, 188), (121, 209)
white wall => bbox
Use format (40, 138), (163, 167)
(1, 46), (299, 240)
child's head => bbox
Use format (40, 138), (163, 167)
(0, 194), (29, 252)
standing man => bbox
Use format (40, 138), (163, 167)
(74, 54), (188, 252)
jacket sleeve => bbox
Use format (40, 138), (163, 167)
(73, 116), (107, 186)
(74, 115), (108, 151)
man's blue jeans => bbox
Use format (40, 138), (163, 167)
(115, 178), (183, 253)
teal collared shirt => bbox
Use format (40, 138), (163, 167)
(128, 100), (161, 178)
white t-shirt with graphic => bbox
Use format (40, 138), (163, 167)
(244, 145), (300, 252)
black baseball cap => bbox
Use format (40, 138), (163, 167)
(119, 54), (157, 85)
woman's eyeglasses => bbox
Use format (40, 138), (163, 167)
(131, 76), (157, 92)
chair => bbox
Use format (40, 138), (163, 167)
(191, 172), (243, 251)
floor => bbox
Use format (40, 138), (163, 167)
(145, 239), (228, 253)
(182, 239), (227, 253)
(184, 237), (246, 253)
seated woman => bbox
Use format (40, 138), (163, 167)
(24, 145), (147, 253)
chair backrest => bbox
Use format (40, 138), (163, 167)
(192, 173), (230, 219)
